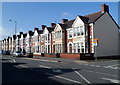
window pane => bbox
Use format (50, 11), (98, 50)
(80, 26), (84, 35)
(77, 27), (80, 36)
(69, 29), (72, 38)
(77, 43), (80, 53)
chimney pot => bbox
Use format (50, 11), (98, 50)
(42, 25), (46, 30)
(50, 23), (56, 27)
(34, 28), (39, 31)
(62, 19), (68, 24)
(19, 32), (23, 35)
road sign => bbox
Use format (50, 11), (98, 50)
(93, 38), (99, 46)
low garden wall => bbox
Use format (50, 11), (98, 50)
(33, 53), (94, 60)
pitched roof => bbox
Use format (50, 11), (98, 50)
(13, 35), (16, 40)
(47, 24), (56, 32)
(64, 11), (104, 28)
(58, 23), (67, 29)
(64, 19), (75, 28)
(38, 30), (43, 34)
(83, 11), (104, 23)
(23, 33), (27, 38)
(78, 16), (89, 24)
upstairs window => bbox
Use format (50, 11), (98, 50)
(81, 42), (84, 53)
(41, 35), (44, 41)
(68, 29), (72, 38)
(60, 30), (62, 38)
(48, 34), (50, 41)
(38, 36), (39, 42)
(45, 34), (47, 41)
(77, 27), (80, 36)
(73, 26), (84, 37)
(73, 27), (77, 37)
(80, 26), (84, 35)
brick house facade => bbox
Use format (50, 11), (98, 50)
(1, 4), (119, 59)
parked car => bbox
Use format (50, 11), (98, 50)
(2, 51), (10, 55)
(13, 51), (23, 57)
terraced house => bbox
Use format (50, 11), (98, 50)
(1, 4), (119, 59)
(11, 35), (16, 52)
(20, 32), (27, 53)
(52, 21), (67, 53)
(31, 28), (42, 54)
(40, 24), (56, 53)
(25, 31), (34, 53)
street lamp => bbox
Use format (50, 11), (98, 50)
(9, 19), (17, 35)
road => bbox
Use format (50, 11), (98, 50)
(1, 55), (120, 85)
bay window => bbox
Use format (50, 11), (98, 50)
(73, 43), (76, 53)
(77, 43), (80, 53)
(77, 27), (80, 36)
(68, 29), (72, 38)
(80, 26), (84, 35)
(81, 42), (84, 53)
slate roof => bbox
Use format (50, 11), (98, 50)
(23, 33), (27, 38)
(58, 23), (67, 29)
(64, 19), (75, 28)
(47, 24), (56, 32)
(17, 35), (21, 39)
(38, 30), (43, 34)
(13, 35), (16, 40)
(64, 11), (104, 28)
(84, 11), (104, 23)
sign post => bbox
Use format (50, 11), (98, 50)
(93, 38), (99, 61)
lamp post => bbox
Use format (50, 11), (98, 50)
(9, 19), (17, 35)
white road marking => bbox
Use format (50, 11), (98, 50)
(84, 64), (88, 65)
(82, 69), (118, 77)
(110, 67), (119, 70)
(12, 59), (16, 63)
(103, 66), (119, 70)
(18, 65), (28, 68)
(38, 65), (51, 68)
(22, 58), (59, 62)
(102, 78), (120, 83)
(103, 66), (110, 68)
(17, 64), (82, 84)
(46, 73), (83, 84)
(106, 64), (120, 67)
(52, 69), (62, 73)
(95, 65), (101, 67)
(90, 65), (95, 67)
(72, 68), (91, 84)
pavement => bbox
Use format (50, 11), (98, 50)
(1, 55), (120, 85)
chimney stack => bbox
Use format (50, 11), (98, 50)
(62, 19), (68, 24)
(101, 4), (109, 13)
(50, 23), (56, 27)
(28, 30), (32, 34)
(34, 28), (39, 31)
(19, 32), (23, 35)
(42, 25), (46, 30)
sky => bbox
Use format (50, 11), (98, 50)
(1, 2), (119, 40)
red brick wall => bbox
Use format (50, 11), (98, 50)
(60, 53), (94, 60)
(60, 53), (80, 59)
(66, 30), (73, 53)
(90, 25), (93, 53)
(51, 33), (53, 53)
